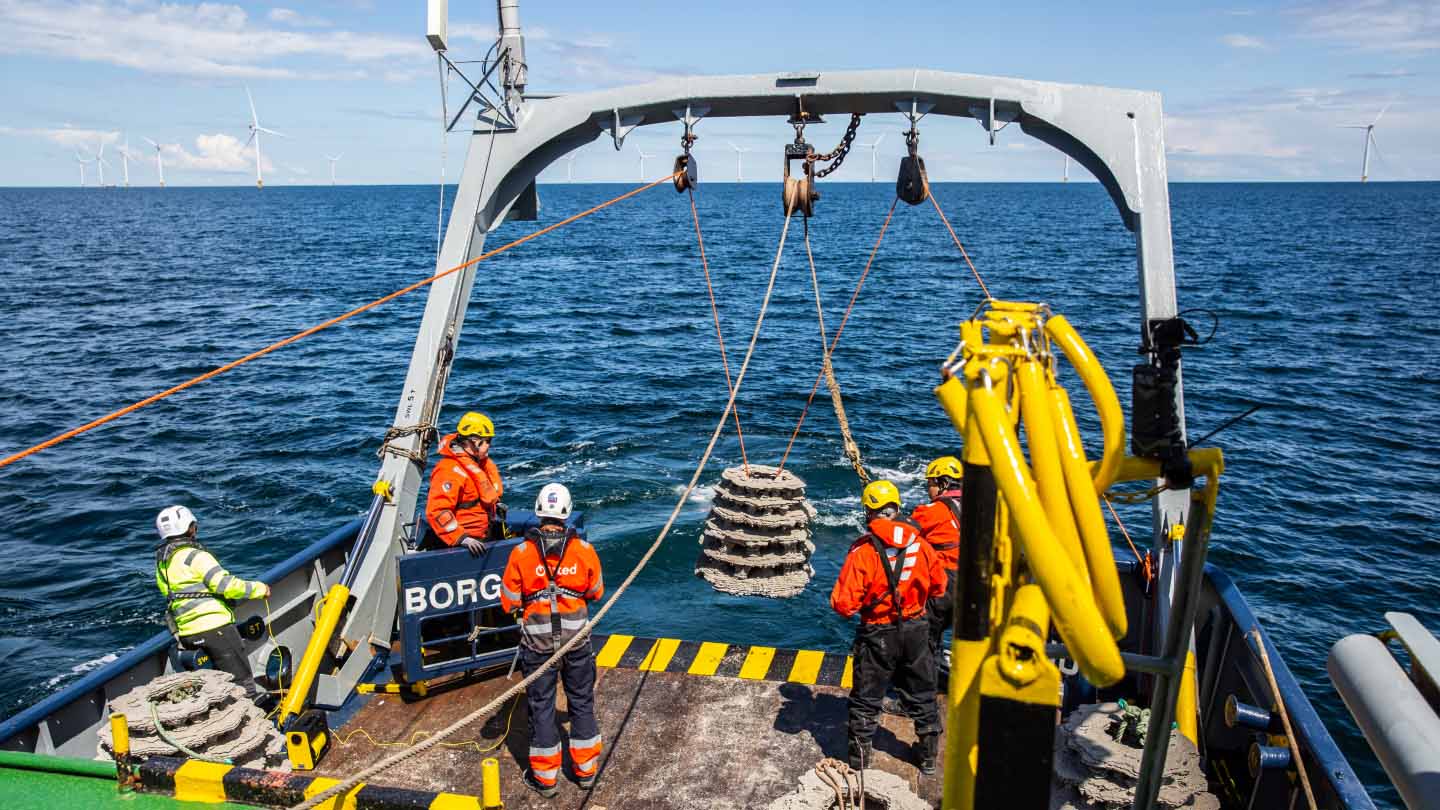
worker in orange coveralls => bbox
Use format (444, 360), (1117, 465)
(424, 411), (504, 554)
(500, 483), (605, 798)
(830, 479), (947, 775)
(910, 455), (964, 686)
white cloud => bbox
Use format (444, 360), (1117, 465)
(1167, 116), (1305, 159)
(1297, 0), (1440, 52)
(1222, 33), (1266, 49)
(0, 0), (425, 80)
(0, 124), (119, 152)
(268, 8), (331, 28)
(1348, 68), (1419, 79)
(164, 133), (270, 173)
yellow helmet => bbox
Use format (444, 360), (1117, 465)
(456, 411), (494, 438)
(925, 456), (963, 481)
(861, 480), (902, 511)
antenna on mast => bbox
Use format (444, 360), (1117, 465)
(496, 0), (527, 119)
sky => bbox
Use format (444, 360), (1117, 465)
(0, 0), (1436, 186)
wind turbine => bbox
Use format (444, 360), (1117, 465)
(143, 138), (166, 187)
(245, 86), (286, 189)
(325, 153), (342, 185)
(1063, 155), (1070, 183)
(562, 151), (580, 183)
(74, 152), (88, 187)
(1340, 104), (1390, 182)
(859, 133), (886, 182)
(118, 136), (134, 188)
(727, 141), (751, 182)
(637, 149), (654, 182)
(95, 142), (110, 187)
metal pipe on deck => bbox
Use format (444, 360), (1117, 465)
(1329, 633), (1440, 810)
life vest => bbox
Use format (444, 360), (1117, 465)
(154, 540), (265, 637)
(500, 527), (604, 652)
(425, 433), (504, 546)
(911, 493), (963, 567)
(829, 518), (946, 625)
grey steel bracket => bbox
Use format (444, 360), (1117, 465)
(602, 108), (645, 150)
(673, 104), (710, 149)
(971, 97), (1021, 145)
(894, 98), (935, 127)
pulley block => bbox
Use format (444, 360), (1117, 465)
(782, 141), (819, 217)
(896, 155), (930, 205)
(896, 126), (930, 205)
(673, 153), (698, 192)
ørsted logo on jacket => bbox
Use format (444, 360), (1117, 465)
(536, 564), (578, 577)
(404, 573), (504, 614)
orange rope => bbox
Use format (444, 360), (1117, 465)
(0, 174), (680, 472)
(776, 199), (898, 475)
(929, 193), (994, 301)
(1104, 494), (1152, 583)
(688, 187), (749, 473)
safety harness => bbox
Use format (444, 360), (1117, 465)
(522, 528), (586, 645)
(154, 539), (220, 635)
(861, 521), (925, 624)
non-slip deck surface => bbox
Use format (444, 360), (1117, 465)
(317, 636), (944, 809)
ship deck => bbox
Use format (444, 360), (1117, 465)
(317, 634), (944, 809)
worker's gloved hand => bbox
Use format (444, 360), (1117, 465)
(258, 584), (271, 598)
(460, 536), (486, 557)
(494, 502), (508, 520)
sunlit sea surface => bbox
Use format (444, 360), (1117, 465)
(1, 181), (1437, 807)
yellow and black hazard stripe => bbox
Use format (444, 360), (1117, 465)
(591, 634), (854, 688)
(138, 756), (482, 809)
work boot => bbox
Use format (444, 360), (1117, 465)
(916, 733), (940, 776)
(881, 694), (904, 715)
(575, 771), (597, 790)
(523, 770), (559, 799)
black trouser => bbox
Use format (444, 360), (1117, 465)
(927, 575), (958, 688)
(180, 624), (258, 696)
(848, 618), (939, 766)
(520, 640), (599, 769)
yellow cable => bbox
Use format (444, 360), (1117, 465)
(332, 697), (518, 755)
(264, 597), (288, 721)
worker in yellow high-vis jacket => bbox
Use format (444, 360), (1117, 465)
(154, 505), (270, 697)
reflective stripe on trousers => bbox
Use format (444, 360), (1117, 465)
(521, 641), (600, 784)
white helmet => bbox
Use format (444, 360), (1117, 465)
(155, 505), (197, 540)
(535, 483), (573, 520)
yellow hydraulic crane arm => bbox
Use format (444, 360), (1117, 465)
(933, 301), (1225, 810)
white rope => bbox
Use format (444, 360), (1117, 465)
(292, 209), (797, 810)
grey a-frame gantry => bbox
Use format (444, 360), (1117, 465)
(325, 54), (1194, 809)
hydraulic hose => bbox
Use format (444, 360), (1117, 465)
(1016, 360), (1089, 584)
(968, 378), (1124, 687)
(1050, 386), (1128, 640)
(1045, 315), (1124, 492)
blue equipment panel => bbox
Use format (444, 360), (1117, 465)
(396, 510), (585, 683)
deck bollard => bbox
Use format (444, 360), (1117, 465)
(481, 757), (503, 809)
(109, 712), (131, 789)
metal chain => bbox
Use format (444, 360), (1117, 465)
(808, 114), (863, 179)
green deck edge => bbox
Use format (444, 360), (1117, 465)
(0, 751), (257, 810)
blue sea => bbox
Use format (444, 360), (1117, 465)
(1, 181), (1436, 807)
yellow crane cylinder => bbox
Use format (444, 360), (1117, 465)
(277, 583), (351, 728)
